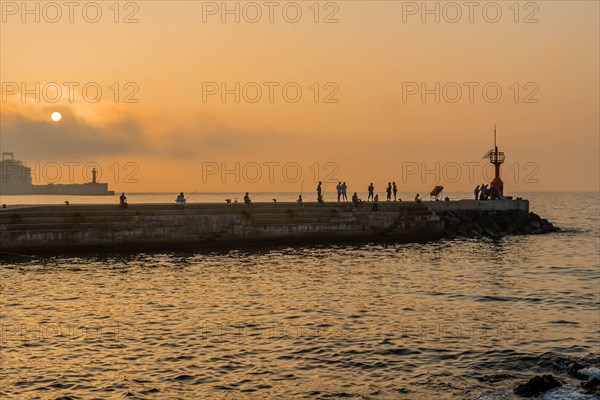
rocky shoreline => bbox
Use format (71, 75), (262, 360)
(512, 354), (600, 397)
(440, 209), (560, 238)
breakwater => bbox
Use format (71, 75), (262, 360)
(429, 200), (560, 237)
(0, 199), (557, 254)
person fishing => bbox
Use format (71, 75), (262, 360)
(176, 192), (187, 209)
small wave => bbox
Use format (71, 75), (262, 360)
(579, 367), (600, 380)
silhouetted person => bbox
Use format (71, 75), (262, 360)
(352, 192), (360, 206)
(176, 192), (186, 208)
(474, 185), (480, 200)
(119, 192), (128, 210)
(317, 181), (322, 202)
(297, 194), (303, 204)
(373, 194), (379, 211)
(341, 182), (348, 202)
(393, 182), (398, 201)
(336, 181), (342, 202)
(479, 184), (488, 200)
(386, 182), (392, 201)
(368, 183), (374, 201)
(414, 193), (422, 204)
(244, 192), (251, 205)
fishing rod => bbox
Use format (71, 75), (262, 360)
(186, 190), (199, 202)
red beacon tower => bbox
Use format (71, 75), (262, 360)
(483, 125), (505, 197)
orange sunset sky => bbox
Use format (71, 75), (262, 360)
(1, 0), (598, 193)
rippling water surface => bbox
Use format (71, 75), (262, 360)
(1, 192), (598, 399)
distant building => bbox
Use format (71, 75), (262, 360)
(0, 153), (114, 196)
(0, 153), (33, 194)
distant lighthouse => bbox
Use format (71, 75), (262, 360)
(487, 125), (505, 196)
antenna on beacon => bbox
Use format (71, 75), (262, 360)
(488, 125), (505, 196)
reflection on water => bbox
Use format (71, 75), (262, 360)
(1, 193), (598, 399)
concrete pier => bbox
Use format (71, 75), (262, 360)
(0, 201), (442, 254)
(0, 199), (534, 254)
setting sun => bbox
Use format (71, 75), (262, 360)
(50, 112), (61, 122)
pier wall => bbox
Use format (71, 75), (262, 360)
(0, 201), (443, 254)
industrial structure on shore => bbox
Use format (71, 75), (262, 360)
(0, 153), (114, 196)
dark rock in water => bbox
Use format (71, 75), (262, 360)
(529, 220), (542, 231)
(517, 211), (531, 223)
(514, 375), (562, 397)
(567, 361), (588, 379)
(476, 216), (490, 228)
(457, 212), (474, 223)
(458, 225), (471, 236)
(483, 227), (498, 237)
(445, 227), (458, 236)
(441, 209), (559, 238)
(581, 377), (600, 395)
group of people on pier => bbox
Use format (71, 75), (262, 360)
(117, 180), (501, 211)
(317, 181), (402, 204)
(474, 184), (500, 200)
(310, 181), (424, 212)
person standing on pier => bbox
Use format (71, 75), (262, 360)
(336, 182), (342, 202)
(119, 193), (128, 210)
(368, 183), (374, 201)
(386, 183), (392, 201)
(317, 182), (323, 203)
(474, 185), (481, 200)
(393, 182), (398, 201)
(373, 194), (379, 211)
(479, 184), (488, 200)
(341, 182), (348, 202)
